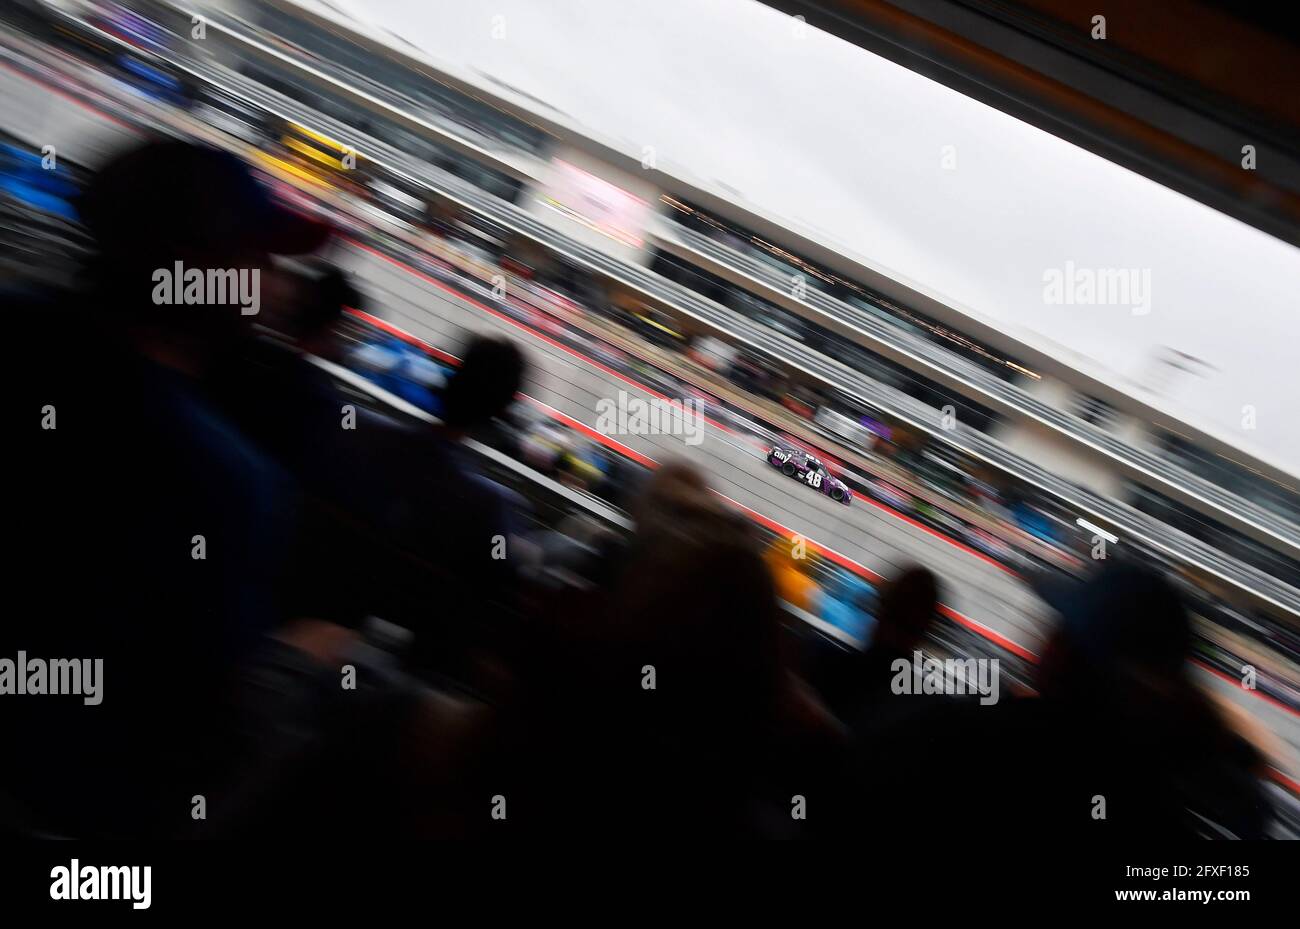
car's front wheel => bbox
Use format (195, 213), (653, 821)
(782, 462), (796, 477)
(831, 487), (845, 502)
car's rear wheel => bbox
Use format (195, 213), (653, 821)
(782, 462), (796, 476)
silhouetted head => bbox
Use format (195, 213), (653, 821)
(78, 140), (330, 361)
(514, 463), (783, 834)
(628, 460), (715, 531)
(286, 265), (359, 352)
(441, 336), (525, 431)
(80, 140), (331, 267)
(616, 462), (782, 744)
(1038, 559), (1191, 700)
(873, 565), (939, 653)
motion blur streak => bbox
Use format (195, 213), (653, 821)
(1, 1), (1298, 845)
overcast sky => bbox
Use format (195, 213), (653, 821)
(326, 0), (1300, 473)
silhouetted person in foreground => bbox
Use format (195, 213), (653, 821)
(495, 462), (844, 837)
(846, 560), (1269, 840)
(1025, 559), (1269, 837)
(7, 141), (538, 838)
(349, 334), (531, 675)
(805, 565), (941, 732)
(9, 140), (331, 836)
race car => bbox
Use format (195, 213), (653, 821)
(767, 444), (852, 505)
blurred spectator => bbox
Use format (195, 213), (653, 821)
(9, 140), (329, 836)
(215, 260), (359, 464)
(805, 566), (941, 731)
(334, 333), (532, 676)
(283, 263), (360, 362)
(846, 560), (1269, 839)
(497, 462), (843, 836)
(210, 257), (435, 631)
(6, 141), (541, 838)
(1028, 560), (1269, 836)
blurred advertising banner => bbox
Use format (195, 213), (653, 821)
(539, 158), (649, 249)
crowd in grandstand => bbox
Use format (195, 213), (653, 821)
(4, 141), (1275, 839)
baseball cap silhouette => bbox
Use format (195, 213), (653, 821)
(79, 140), (331, 261)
